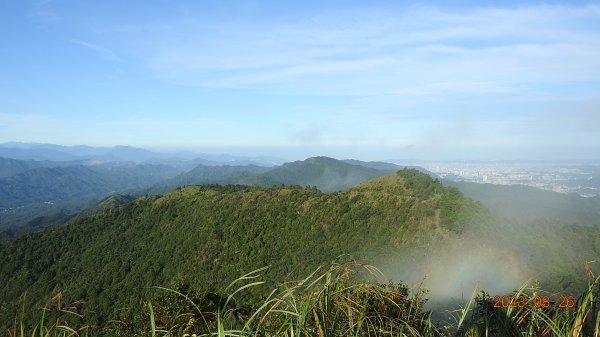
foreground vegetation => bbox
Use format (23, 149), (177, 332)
(9, 261), (600, 337)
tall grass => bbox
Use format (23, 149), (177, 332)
(452, 261), (599, 337)
(9, 292), (92, 337)
(11, 261), (600, 337)
(239, 262), (435, 337)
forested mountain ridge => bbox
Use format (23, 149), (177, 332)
(0, 169), (480, 331)
(238, 156), (394, 192)
(143, 156), (404, 196)
(0, 156), (417, 239)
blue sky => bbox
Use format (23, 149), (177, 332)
(1, 0), (599, 160)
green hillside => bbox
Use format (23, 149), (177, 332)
(0, 164), (180, 231)
(1, 169), (598, 335)
(0, 170), (475, 330)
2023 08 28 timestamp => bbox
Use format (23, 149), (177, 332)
(493, 295), (576, 309)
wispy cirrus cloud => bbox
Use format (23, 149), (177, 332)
(136, 3), (600, 99)
(70, 39), (121, 62)
(30, 0), (59, 24)
(7, 1), (600, 158)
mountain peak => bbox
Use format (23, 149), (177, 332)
(304, 156), (338, 163)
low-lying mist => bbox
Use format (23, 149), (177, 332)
(376, 210), (599, 314)
(381, 240), (528, 305)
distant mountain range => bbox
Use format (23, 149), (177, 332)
(0, 142), (284, 166)
(1, 143), (598, 245)
(146, 156), (436, 195)
(0, 154), (436, 237)
(0, 143), (157, 162)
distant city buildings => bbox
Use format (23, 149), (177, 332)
(422, 162), (600, 197)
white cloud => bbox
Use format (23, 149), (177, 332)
(135, 3), (600, 99)
(11, 2), (599, 158)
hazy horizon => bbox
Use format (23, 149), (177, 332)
(1, 1), (599, 161)
(3, 141), (600, 163)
